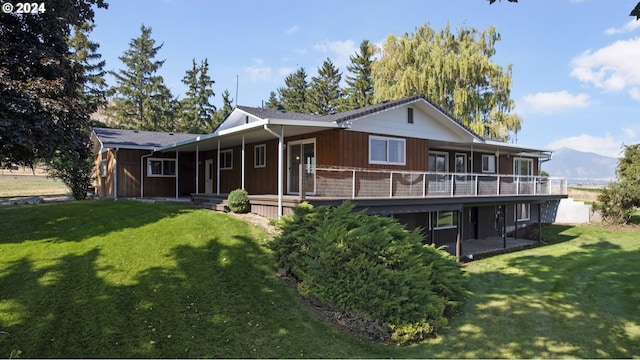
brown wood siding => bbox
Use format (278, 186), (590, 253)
(339, 131), (429, 171)
(95, 150), (114, 197)
(219, 145), (242, 194)
(245, 140), (279, 194)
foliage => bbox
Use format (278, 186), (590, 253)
(270, 201), (467, 344)
(47, 149), (94, 200)
(372, 22), (521, 141)
(595, 144), (640, 224)
(107, 25), (176, 131)
(0, 0), (107, 170)
(227, 188), (251, 213)
(265, 91), (283, 110)
(212, 89), (234, 128)
(342, 40), (376, 111)
(307, 58), (343, 115)
(179, 58), (216, 133)
(277, 67), (309, 113)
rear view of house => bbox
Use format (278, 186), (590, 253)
(92, 94), (567, 259)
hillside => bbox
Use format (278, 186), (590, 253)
(542, 147), (617, 185)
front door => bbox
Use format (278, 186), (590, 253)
(205, 159), (214, 194)
(288, 139), (315, 194)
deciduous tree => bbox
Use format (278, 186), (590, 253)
(372, 23), (521, 140)
(595, 144), (640, 224)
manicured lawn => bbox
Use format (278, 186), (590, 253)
(1, 201), (639, 358)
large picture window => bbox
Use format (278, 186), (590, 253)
(148, 158), (176, 177)
(220, 150), (233, 170)
(369, 136), (406, 165)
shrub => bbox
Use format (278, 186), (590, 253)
(227, 189), (250, 213)
(270, 201), (467, 344)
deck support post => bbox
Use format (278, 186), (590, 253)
(456, 209), (463, 263)
(502, 204), (507, 249)
(538, 203), (543, 243)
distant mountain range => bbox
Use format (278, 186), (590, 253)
(541, 147), (617, 185)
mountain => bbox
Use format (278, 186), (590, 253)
(541, 147), (617, 185)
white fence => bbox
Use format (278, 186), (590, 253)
(313, 167), (567, 199)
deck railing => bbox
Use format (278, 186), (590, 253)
(312, 166), (567, 199)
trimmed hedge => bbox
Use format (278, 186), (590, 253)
(269, 201), (467, 344)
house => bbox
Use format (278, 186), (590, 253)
(92, 94), (567, 259)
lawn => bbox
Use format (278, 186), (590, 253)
(0, 174), (69, 197)
(1, 201), (639, 358)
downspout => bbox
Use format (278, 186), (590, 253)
(141, 150), (155, 198)
(263, 124), (283, 218)
(114, 148), (119, 201)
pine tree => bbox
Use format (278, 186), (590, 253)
(213, 89), (234, 129)
(107, 24), (174, 131)
(342, 40), (375, 110)
(180, 58), (216, 133)
(278, 67), (309, 113)
(372, 23), (521, 141)
(307, 58), (343, 115)
(265, 91), (283, 110)
(68, 22), (108, 111)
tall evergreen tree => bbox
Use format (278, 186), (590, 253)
(307, 58), (343, 115)
(213, 89), (234, 129)
(278, 67), (309, 113)
(180, 58), (216, 133)
(265, 91), (283, 110)
(342, 40), (375, 110)
(107, 24), (174, 131)
(372, 23), (521, 140)
(0, 0), (107, 200)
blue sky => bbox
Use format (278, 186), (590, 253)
(91, 0), (640, 158)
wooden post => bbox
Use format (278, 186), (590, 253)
(456, 209), (463, 263)
(502, 205), (507, 249)
(538, 203), (543, 243)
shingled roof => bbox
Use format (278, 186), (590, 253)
(92, 127), (200, 150)
(236, 106), (320, 121)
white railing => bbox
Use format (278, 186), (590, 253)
(312, 166), (567, 199)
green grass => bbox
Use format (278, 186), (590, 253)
(1, 201), (639, 358)
(0, 174), (69, 197)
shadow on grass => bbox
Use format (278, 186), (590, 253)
(0, 226), (367, 358)
(0, 201), (192, 244)
(439, 236), (640, 358)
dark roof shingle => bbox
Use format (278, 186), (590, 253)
(93, 127), (200, 149)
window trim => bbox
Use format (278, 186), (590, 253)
(219, 149), (233, 170)
(515, 203), (531, 222)
(147, 158), (177, 178)
(482, 154), (496, 173)
(429, 151), (449, 172)
(368, 135), (406, 166)
(434, 211), (458, 230)
(254, 144), (266, 168)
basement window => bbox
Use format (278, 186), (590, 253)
(148, 158), (176, 177)
(515, 203), (530, 222)
(435, 211), (458, 230)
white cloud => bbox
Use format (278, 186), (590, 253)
(547, 133), (625, 157)
(605, 19), (640, 35)
(570, 37), (640, 98)
(521, 91), (591, 114)
(244, 59), (271, 82)
(312, 39), (357, 68)
(629, 87), (640, 101)
(285, 25), (300, 35)
(622, 127), (637, 138)
(278, 66), (296, 76)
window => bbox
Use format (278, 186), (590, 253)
(220, 149), (233, 170)
(455, 153), (467, 173)
(369, 136), (406, 165)
(428, 152), (448, 172)
(515, 203), (530, 222)
(100, 159), (108, 178)
(148, 158), (176, 177)
(435, 211), (458, 229)
(254, 144), (266, 168)
(407, 107), (414, 124)
(482, 155), (496, 173)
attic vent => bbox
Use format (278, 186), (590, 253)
(169, 133), (174, 135)
(245, 115), (249, 124)
(407, 107), (414, 124)
(134, 130), (139, 133)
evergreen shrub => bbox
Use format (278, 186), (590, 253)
(227, 189), (250, 213)
(269, 201), (467, 344)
